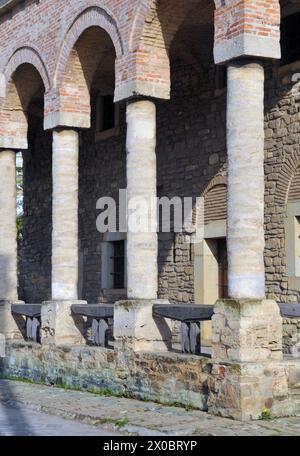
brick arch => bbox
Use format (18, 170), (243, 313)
(54, 6), (123, 89)
(119, 0), (215, 101)
(202, 175), (227, 197)
(0, 48), (48, 149)
(3, 46), (50, 93)
(202, 175), (227, 225)
(288, 167), (300, 202)
(129, 0), (216, 53)
(276, 152), (300, 205)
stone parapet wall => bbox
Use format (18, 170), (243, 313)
(1, 341), (300, 420)
(0, 341), (211, 410)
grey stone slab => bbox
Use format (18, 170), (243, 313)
(279, 303), (300, 318)
(12, 304), (42, 318)
(153, 304), (214, 322)
(72, 304), (114, 319)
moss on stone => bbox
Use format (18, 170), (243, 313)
(229, 364), (242, 375)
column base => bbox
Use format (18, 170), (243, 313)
(208, 360), (289, 421)
(0, 300), (25, 340)
(41, 300), (87, 345)
(210, 298), (284, 420)
(212, 299), (283, 363)
(114, 300), (172, 352)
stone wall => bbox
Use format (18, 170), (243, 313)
(156, 54), (227, 305)
(19, 117), (52, 303)
(0, 341), (210, 411)
(265, 60), (300, 305)
(78, 101), (127, 303)
(283, 318), (300, 357)
(1, 341), (300, 419)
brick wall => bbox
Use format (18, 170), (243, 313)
(0, 0), (281, 125)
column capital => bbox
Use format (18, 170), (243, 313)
(0, 128), (28, 151)
(44, 89), (91, 131)
(214, 0), (281, 65)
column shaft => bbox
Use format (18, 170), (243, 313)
(226, 60), (265, 299)
(126, 100), (158, 300)
(0, 150), (18, 301)
(52, 129), (79, 300)
(114, 100), (171, 351)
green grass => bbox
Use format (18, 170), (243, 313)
(93, 417), (130, 428)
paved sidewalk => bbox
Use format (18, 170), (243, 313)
(0, 380), (300, 436)
(0, 403), (122, 436)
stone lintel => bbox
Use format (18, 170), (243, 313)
(214, 34), (281, 65)
(0, 135), (28, 150)
(114, 80), (170, 103)
(44, 111), (90, 131)
(114, 299), (172, 352)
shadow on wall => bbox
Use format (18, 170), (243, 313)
(18, 117), (52, 304)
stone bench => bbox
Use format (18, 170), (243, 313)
(11, 302), (299, 354)
(153, 304), (214, 355)
(152, 302), (300, 356)
(11, 304), (42, 342)
(71, 304), (114, 347)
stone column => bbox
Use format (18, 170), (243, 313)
(114, 100), (171, 351)
(41, 130), (85, 345)
(0, 150), (24, 339)
(210, 61), (284, 420)
(126, 100), (158, 300)
(227, 60), (265, 300)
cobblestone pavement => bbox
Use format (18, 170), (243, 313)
(0, 380), (300, 436)
(0, 402), (122, 436)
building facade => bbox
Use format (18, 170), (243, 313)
(0, 0), (300, 420)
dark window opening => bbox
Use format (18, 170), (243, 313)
(97, 95), (115, 132)
(110, 241), (125, 289)
(281, 12), (300, 66)
(217, 238), (228, 299)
